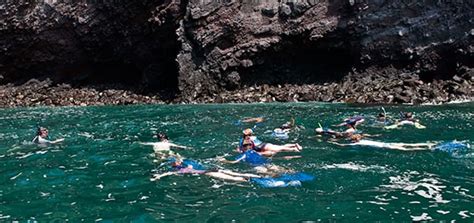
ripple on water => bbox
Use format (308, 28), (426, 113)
(0, 103), (473, 221)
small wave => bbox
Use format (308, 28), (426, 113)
(380, 172), (449, 204)
(320, 162), (391, 173)
(410, 213), (432, 221)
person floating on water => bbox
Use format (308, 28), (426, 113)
(218, 145), (298, 177)
(330, 134), (437, 151)
(238, 128), (301, 157)
(377, 112), (387, 123)
(151, 155), (262, 182)
(218, 143), (313, 186)
(384, 112), (426, 129)
(337, 116), (364, 135)
(272, 118), (298, 139)
(241, 117), (265, 123)
(401, 112), (418, 122)
(140, 132), (189, 160)
(155, 154), (314, 187)
(316, 116), (365, 139)
(32, 127), (64, 145)
(375, 107), (390, 124)
(280, 118), (296, 131)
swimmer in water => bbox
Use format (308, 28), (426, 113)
(140, 132), (189, 160)
(316, 119), (362, 139)
(237, 129), (302, 156)
(336, 116), (365, 128)
(330, 134), (437, 151)
(377, 112), (387, 122)
(274, 118), (302, 134)
(384, 112), (425, 129)
(32, 127), (64, 145)
(219, 139), (300, 177)
(401, 112), (419, 123)
(241, 117), (265, 123)
(151, 155), (262, 182)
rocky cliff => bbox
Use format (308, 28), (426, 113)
(1, 0), (473, 106)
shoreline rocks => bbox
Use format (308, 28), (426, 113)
(1, 68), (471, 108)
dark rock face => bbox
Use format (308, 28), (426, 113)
(176, 0), (473, 101)
(0, 0), (182, 93)
(0, 0), (473, 107)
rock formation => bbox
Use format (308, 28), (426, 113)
(0, 0), (472, 106)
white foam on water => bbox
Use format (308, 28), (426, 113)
(321, 162), (390, 173)
(367, 201), (389, 205)
(437, 210), (450, 215)
(380, 172), (450, 204)
(410, 213), (432, 221)
(78, 132), (94, 138)
(459, 211), (470, 218)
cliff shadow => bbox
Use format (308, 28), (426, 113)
(237, 29), (359, 87)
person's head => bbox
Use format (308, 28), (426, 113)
(404, 112), (413, 119)
(37, 127), (48, 137)
(169, 155), (183, 166)
(156, 132), (169, 141)
(241, 138), (253, 152)
(350, 134), (363, 142)
(242, 128), (253, 138)
(378, 113), (385, 118)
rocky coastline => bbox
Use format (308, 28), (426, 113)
(1, 65), (471, 107)
(1, 1), (473, 107)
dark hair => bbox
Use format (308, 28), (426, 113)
(378, 113), (385, 117)
(36, 127), (47, 136)
(156, 132), (169, 140)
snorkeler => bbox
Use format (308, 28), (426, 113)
(377, 112), (387, 122)
(280, 118), (296, 131)
(315, 118), (361, 139)
(140, 132), (189, 159)
(155, 155), (313, 188)
(401, 112), (418, 122)
(330, 134), (437, 151)
(238, 128), (302, 156)
(338, 116), (365, 134)
(151, 155), (262, 182)
(384, 112), (426, 129)
(241, 117), (265, 123)
(32, 127), (64, 145)
(272, 118), (298, 139)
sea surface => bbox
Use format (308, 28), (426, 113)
(0, 102), (473, 222)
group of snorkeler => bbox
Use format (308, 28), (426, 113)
(132, 129), (303, 184)
(316, 111), (435, 150)
(31, 110), (444, 185)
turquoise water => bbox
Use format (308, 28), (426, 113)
(0, 102), (473, 222)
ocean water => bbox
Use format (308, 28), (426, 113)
(0, 102), (473, 222)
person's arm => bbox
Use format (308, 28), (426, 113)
(168, 143), (188, 149)
(150, 172), (178, 181)
(362, 133), (381, 137)
(242, 117), (264, 123)
(50, 138), (64, 144)
(328, 141), (349, 147)
(218, 154), (245, 164)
